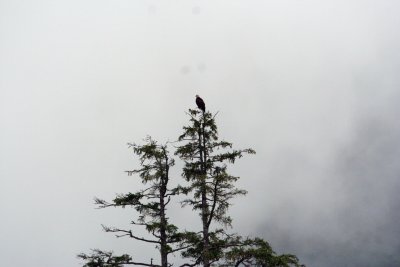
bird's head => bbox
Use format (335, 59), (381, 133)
(195, 94), (199, 98)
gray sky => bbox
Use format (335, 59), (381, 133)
(1, 1), (400, 266)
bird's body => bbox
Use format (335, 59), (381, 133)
(195, 95), (206, 112)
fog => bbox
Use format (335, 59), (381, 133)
(1, 1), (399, 266)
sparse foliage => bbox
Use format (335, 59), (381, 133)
(80, 137), (182, 267)
(78, 250), (132, 267)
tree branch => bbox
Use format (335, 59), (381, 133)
(207, 178), (220, 228)
(102, 225), (160, 244)
(123, 261), (161, 267)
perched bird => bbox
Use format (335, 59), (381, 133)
(195, 95), (206, 112)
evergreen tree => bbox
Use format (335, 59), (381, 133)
(175, 109), (302, 267)
(175, 109), (255, 266)
(78, 137), (182, 267)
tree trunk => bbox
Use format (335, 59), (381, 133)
(199, 119), (210, 267)
(160, 195), (168, 267)
(159, 163), (168, 267)
(201, 185), (210, 267)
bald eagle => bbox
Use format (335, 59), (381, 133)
(195, 95), (205, 112)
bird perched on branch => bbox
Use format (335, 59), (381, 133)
(195, 95), (205, 112)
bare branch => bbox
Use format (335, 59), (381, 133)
(102, 225), (160, 244)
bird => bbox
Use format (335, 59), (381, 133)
(195, 95), (206, 112)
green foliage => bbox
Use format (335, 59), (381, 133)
(223, 237), (303, 267)
(77, 250), (131, 267)
(126, 136), (175, 183)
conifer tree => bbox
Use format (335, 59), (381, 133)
(78, 137), (182, 267)
(175, 109), (302, 267)
(175, 109), (255, 266)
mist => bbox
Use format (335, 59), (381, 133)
(1, 1), (400, 266)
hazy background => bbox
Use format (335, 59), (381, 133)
(1, 1), (400, 266)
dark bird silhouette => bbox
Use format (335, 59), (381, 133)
(195, 95), (206, 112)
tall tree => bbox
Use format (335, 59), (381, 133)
(175, 109), (255, 266)
(78, 137), (182, 267)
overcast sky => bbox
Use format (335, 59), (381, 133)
(1, 1), (400, 266)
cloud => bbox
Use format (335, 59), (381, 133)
(252, 89), (400, 266)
